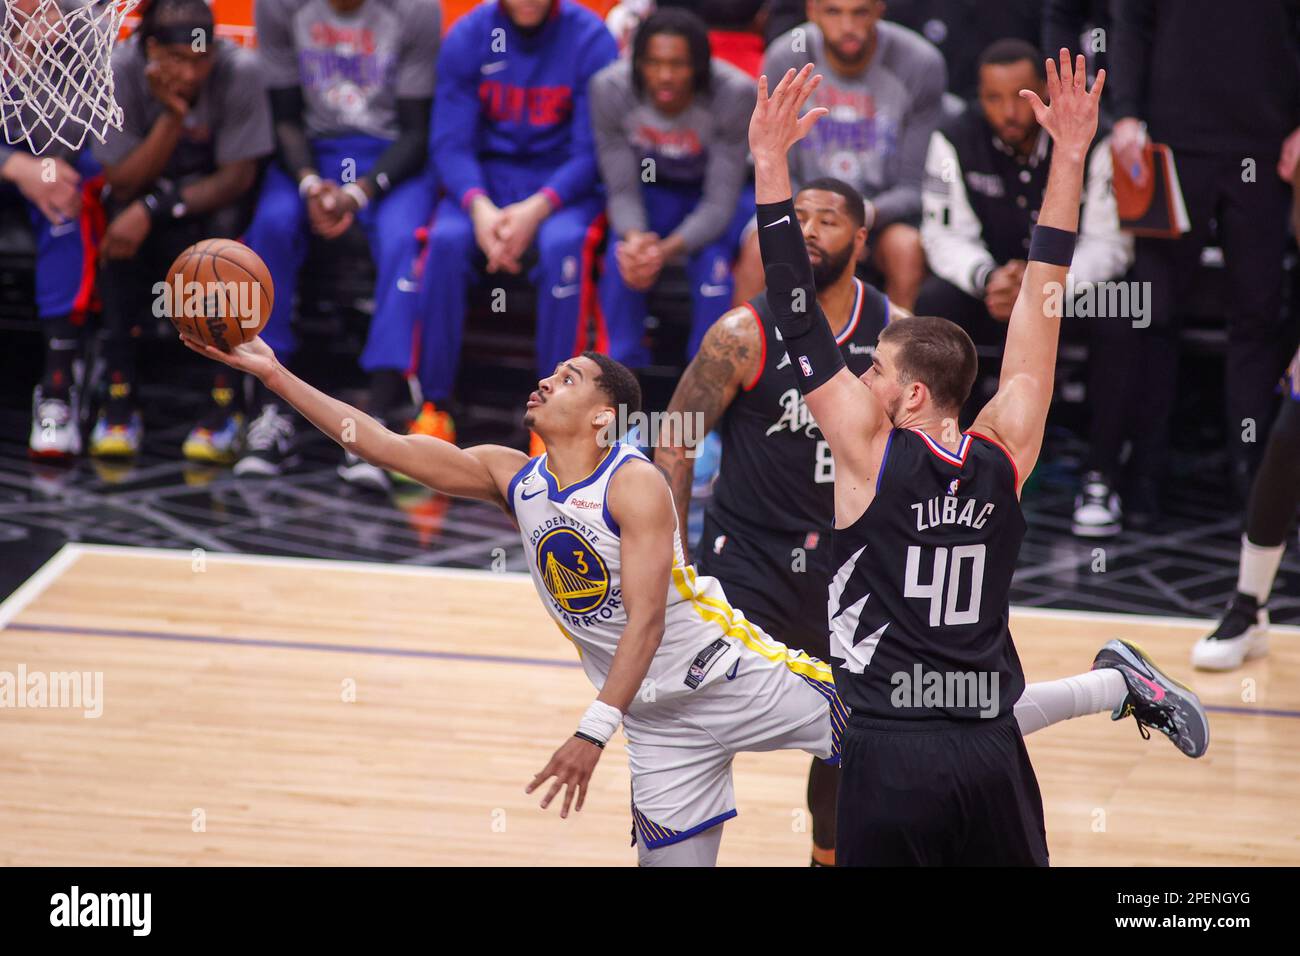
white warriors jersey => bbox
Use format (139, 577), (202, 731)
(509, 442), (803, 714)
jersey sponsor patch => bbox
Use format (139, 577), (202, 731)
(684, 637), (731, 689)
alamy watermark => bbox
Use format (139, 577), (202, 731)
(0, 665), (102, 718)
(597, 405), (706, 456)
(151, 273), (264, 328)
(1043, 276), (1151, 328)
(890, 664), (1000, 719)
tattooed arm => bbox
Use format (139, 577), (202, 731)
(654, 308), (762, 563)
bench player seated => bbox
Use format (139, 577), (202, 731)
(239, 0), (441, 486)
(1, 139), (101, 459)
(90, 0), (273, 462)
(180, 322), (1208, 865)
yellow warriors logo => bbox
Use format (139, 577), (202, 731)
(536, 527), (610, 614)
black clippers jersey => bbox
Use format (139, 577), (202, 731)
(710, 278), (893, 536)
(829, 429), (1027, 720)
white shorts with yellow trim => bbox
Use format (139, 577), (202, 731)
(623, 641), (846, 850)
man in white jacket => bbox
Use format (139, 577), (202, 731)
(919, 38), (1132, 534)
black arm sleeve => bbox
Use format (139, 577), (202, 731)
(755, 197), (845, 391)
(364, 96), (433, 195)
(268, 86), (315, 179)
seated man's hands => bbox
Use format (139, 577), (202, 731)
(494, 193), (553, 274)
(470, 195), (517, 273)
(984, 259), (1026, 323)
(145, 59), (193, 118)
(305, 180), (354, 239)
(616, 230), (665, 291)
(101, 200), (151, 260)
(0, 152), (81, 225)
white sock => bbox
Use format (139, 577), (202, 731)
(1013, 669), (1128, 736)
(1238, 534), (1285, 604)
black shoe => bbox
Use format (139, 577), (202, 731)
(234, 403), (297, 477)
(1191, 592), (1269, 671)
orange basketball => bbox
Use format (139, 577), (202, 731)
(163, 238), (274, 352)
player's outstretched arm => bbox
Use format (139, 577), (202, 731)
(654, 308), (760, 559)
(179, 334), (525, 506)
(971, 51), (1104, 488)
(525, 460), (671, 819)
(749, 66), (888, 486)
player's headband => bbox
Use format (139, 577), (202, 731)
(149, 24), (212, 46)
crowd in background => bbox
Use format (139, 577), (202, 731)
(3, 0), (1299, 541)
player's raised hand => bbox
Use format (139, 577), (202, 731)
(748, 64), (828, 164)
(1019, 50), (1104, 159)
(178, 333), (279, 380)
(526, 735), (603, 819)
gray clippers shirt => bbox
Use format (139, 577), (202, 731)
(94, 36), (273, 182)
(255, 0), (441, 142)
(589, 57), (754, 252)
(763, 20), (945, 229)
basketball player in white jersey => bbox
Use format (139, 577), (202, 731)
(179, 334), (846, 865)
(182, 323), (1200, 866)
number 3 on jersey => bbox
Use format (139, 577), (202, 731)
(904, 544), (986, 626)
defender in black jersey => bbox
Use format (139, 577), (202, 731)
(656, 178), (896, 864)
(749, 57), (1208, 865)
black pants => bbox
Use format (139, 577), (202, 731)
(1086, 151), (1292, 481)
(695, 511), (831, 661)
(99, 201), (250, 386)
(1247, 393), (1300, 547)
(696, 511), (839, 849)
(837, 712), (1048, 866)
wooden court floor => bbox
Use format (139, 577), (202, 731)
(1, 544), (1296, 866)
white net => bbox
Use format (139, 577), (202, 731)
(1, 0), (141, 154)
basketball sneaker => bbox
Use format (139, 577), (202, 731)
(234, 403), (296, 477)
(338, 450), (391, 493)
(1092, 639), (1210, 758)
(90, 380), (142, 458)
(1191, 593), (1269, 671)
(29, 384), (82, 459)
(390, 402), (455, 484)
(183, 385), (244, 464)
(1071, 471), (1121, 537)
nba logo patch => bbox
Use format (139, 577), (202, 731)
(562, 256), (577, 282)
(947, 478), (960, 496)
(799, 356), (813, 377)
(713, 534), (727, 555)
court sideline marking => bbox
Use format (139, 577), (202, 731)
(1, 544), (1296, 719)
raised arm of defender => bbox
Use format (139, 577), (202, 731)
(970, 52), (1105, 489)
(178, 333), (526, 506)
(748, 67), (890, 515)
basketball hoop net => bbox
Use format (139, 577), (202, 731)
(2, 0), (141, 154)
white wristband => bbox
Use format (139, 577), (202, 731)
(298, 173), (322, 197)
(577, 700), (622, 745)
(341, 182), (370, 210)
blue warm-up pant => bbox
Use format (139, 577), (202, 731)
(415, 158), (605, 405)
(244, 134), (434, 371)
(600, 181), (755, 367)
